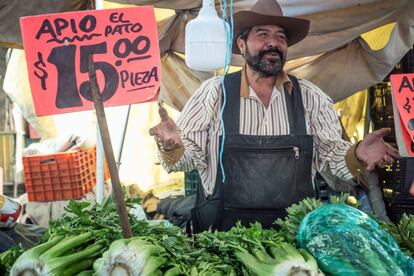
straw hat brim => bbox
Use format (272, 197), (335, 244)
(232, 11), (310, 54)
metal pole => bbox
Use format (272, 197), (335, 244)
(96, 126), (105, 203)
(116, 105), (131, 171)
(95, 0), (105, 203)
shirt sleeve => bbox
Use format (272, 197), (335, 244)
(159, 77), (221, 173)
(303, 79), (356, 181)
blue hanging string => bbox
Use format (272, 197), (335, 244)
(219, 0), (234, 183)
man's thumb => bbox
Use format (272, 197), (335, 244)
(159, 106), (169, 121)
(374, 127), (391, 138)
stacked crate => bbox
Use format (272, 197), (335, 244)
(23, 147), (109, 201)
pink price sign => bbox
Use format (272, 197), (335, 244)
(390, 74), (414, 156)
(20, 7), (161, 116)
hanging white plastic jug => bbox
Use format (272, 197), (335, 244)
(185, 0), (230, 71)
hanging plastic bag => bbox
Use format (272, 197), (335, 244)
(297, 204), (414, 276)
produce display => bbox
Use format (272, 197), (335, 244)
(1, 195), (414, 276)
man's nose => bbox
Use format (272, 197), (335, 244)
(265, 37), (282, 50)
(264, 41), (281, 52)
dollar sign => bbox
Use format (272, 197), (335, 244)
(403, 97), (411, 114)
(34, 52), (48, 90)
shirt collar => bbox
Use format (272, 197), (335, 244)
(240, 64), (293, 98)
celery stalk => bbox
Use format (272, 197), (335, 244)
(61, 259), (95, 276)
(40, 232), (94, 259)
(235, 242), (320, 276)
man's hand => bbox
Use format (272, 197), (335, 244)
(149, 106), (183, 151)
(355, 128), (401, 170)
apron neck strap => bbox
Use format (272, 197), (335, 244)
(222, 72), (307, 135)
(285, 75), (307, 135)
(223, 71), (242, 134)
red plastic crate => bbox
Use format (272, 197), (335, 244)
(23, 146), (108, 202)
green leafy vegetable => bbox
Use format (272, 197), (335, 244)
(398, 214), (414, 252)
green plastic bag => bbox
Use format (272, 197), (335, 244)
(297, 204), (414, 276)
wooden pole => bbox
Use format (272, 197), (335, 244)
(88, 55), (132, 238)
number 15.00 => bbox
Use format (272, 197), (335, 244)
(48, 42), (119, 108)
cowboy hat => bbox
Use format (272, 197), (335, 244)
(232, 0), (310, 54)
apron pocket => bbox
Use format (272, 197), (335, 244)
(294, 151), (315, 198)
(223, 152), (297, 209)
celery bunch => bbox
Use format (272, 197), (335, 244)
(93, 238), (166, 276)
(234, 242), (321, 276)
(30, 199), (197, 275)
(10, 232), (102, 276)
(194, 223), (322, 276)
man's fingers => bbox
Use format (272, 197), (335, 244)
(165, 139), (174, 147)
(149, 127), (157, 136)
(366, 163), (376, 171)
(149, 126), (162, 137)
(386, 146), (401, 159)
(377, 162), (386, 168)
(383, 154), (394, 165)
(374, 159), (386, 168)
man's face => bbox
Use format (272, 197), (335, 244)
(238, 25), (288, 76)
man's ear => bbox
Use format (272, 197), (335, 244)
(237, 37), (245, 56)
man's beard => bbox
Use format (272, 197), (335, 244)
(244, 46), (285, 77)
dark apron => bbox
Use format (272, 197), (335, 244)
(191, 71), (315, 233)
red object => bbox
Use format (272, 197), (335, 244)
(410, 181), (414, 196)
(0, 206), (21, 228)
(20, 7), (161, 116)
(0, 197), (21, 228)
(22, 147), (109, 202)
(390, 74), (414, 156)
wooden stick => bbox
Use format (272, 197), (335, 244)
(88, 55), (132, 238)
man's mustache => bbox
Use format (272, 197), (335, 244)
(258, 48), (284, 61)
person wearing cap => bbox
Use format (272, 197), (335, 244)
(149, 0), (400, 232)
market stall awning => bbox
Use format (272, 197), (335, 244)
(1, 0), (413, 108)
(108, 0), (414, 107)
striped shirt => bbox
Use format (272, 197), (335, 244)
(160, 69), (354, 195)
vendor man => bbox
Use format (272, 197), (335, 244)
(149, 0), (400, 232)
